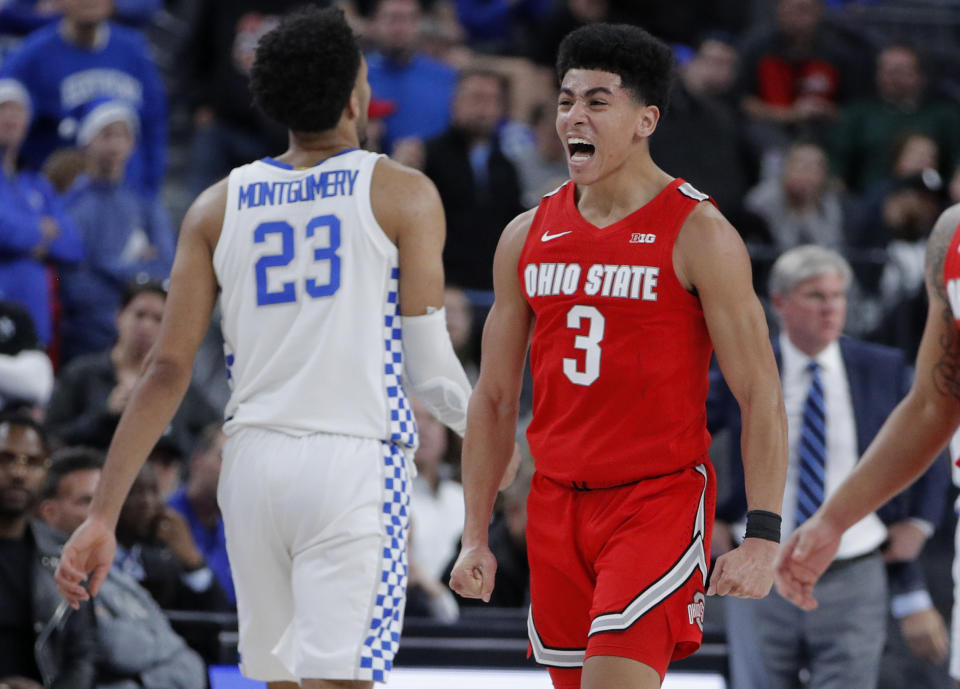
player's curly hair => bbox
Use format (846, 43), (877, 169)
(250, 6), (362, 133)
(556, 23), (674, 111)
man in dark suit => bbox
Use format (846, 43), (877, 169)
(709, 244), (950, 689)
(422, 68), (525, 322)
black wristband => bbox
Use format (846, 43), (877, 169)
(744, 509), (782, 543)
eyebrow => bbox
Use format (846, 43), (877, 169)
(559, 86), (615, 98)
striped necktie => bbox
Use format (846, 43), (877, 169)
(796, 360), (826, 526)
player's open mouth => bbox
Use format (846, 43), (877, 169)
(567, 137), (596, 162)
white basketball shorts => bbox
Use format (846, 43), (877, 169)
(218, 427), (412, 683)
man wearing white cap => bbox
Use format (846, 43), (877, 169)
(0, 77), (83, 347)
(58, 97), (175, 363)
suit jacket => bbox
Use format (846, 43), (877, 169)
(423, 126), (525, 291)
(707, 336), (949, 595)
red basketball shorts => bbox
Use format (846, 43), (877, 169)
(525, 462), (716, 687)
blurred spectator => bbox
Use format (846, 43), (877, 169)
(179, 0), (310, 197)
(864, 170), (947, 358)
(0, 0), (161, 39)
(363, 96), (396, 153)
(529, 0), (609, 70)
(444, 286), (478, 380)
(830, 42), (960, 194)
(737, 0), (860, 171)
(744, 139), (851, 251)
(0, 78), (83, 347)
(511, 99), (568, 209)
(366, 0), (458, 154)
(651, 33), (755, 222)
(407, 398), (462, 620)
(167, 423), (235, 606)
(851, 132), (941, 250)
(0, 0), (167, 197)
(453, 0), (552, 56)
(59, 98), (174, 363)
(424, 68), (523, 309)
(410, 398), (463, 583)
(0, 413), (96, 689)
(37, 447), (207, 689)
(147, 435), (185, 502)
(45, 281), (219, 453)
(610, 0), (751, 48)
(949, 164), (960, 206)
(0, 301), (53, 415)
(115, 461), (230, 611)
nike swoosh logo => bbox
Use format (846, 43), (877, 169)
(541, 230), (573, 242)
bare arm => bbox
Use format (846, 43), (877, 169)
(676, 203), (788, 516)
(371, 158), (445, 315)
(675, 203), (787, 598)
(449, 209), (535, 601)
(88, 184), (223, 526)
(818, 204), (960, 532)
(55, 183), (223, 605)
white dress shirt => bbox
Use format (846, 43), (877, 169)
(779, 334), (887, 559)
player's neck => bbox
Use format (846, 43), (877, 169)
(575, 156), (672, 227)
(276, 130), (360, 169)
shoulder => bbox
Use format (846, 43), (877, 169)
(674, 201), (748, 290)
(677, 200), (740, 249)
(498, 207), (538, 256)
(372, 156), (440, 210)
(180, 177), (228, 248)
(371, 156), (443, 242)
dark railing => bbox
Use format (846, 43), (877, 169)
(166, 608), (729, 677)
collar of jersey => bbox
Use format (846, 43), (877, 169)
(260, 147), (358, 170)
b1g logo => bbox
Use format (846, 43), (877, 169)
(687, 592), (705, 630)
(629, 233), (656, 244)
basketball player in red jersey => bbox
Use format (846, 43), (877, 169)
(777, 202), (960, 611)
(449, 23), (788, 689)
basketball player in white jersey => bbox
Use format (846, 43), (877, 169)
(53, 7), (478, 688)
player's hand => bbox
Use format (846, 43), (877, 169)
(498, 444), (521, 491)
(900, 606), (949, 663)
(155, 507), (205, 570)
(449, 543), (497, 603)
(706, 536), (777, 598)
(774, 513), (842, 610)
(883, 520), (928, 563)
(54, 516), (116, 609)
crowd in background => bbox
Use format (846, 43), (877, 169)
(2, 0), (960, 687)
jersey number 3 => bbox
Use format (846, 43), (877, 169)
(563, 305), (605, 386)
(254, 215), (341, 306)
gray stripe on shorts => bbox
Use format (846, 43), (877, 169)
(528, 608), (586, 667)
(588, 464), (708, 636)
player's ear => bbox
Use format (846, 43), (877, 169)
(346, 89), (361, 122)
(634, 104), (660, 140)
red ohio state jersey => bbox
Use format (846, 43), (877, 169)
(519, 178), (714, 486)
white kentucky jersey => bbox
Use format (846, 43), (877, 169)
(214, 149), (417, 447)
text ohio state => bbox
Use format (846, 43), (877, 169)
(523, 263), (660, 300)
